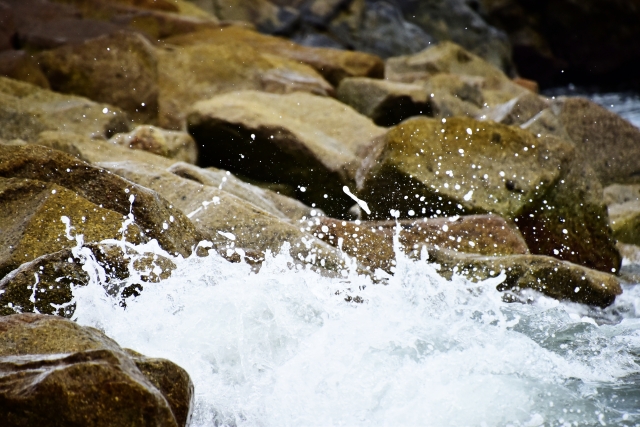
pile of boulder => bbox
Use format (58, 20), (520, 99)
(1, 0), (640, 424)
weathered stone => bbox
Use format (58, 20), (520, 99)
(608, 201), (640, 246)
(356, 116), (620, 272)
(0, 243), (175, 317)
(426, 249), (621, 308)
(0, 178), (145, 279)
(0, 50), (50, 89)
(0, 76), (131, 141)
(481, 91), (549, 126)
(163, 26), (384, 86)
(336, 77), (430, 126)
(211, 0), (299, 34)
(156, 42), (333, 129)
(187, 90), (386, 216)
(100, 161), (348, 273)
(36, 31), (159, 124)
(604, 184), (640, 207)
(109, 126), (198, 164)
(0, 313), (191, 427)
(167, 162), (313, 221)
(308, 214), (528, 272)
(422, 73), (484, 118)
(0, 145), (205, 258)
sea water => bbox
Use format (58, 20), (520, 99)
(70, 96), (640, 427)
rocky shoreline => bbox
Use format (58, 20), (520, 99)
(1, 0), (640, 425)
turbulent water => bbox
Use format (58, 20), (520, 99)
(68, 95), (640, 427)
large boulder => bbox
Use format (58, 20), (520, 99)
(0, 313), (192, 427)
(356, 116), (620, 273)
(0, 243), (176, 317)
(36, 31), (159, 124)
(163, 26), (384, 86)
(108, 126), (198, 164)
(100, 161), (348, 273)
(0, 145), (205, 258)
(604, 184), (640, 246)
(0, 76), (131, 141)
(187, 90), (386, 216)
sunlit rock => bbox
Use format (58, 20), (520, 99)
(109, 126), (198, 164)
(187, 90), (386, 216)
(157, 42), (333, 129)
(0, 243), (175, 317)
(100, 161), (348, 273)
(36, 31), (159, 124)
(0, 145), (204, 258)
(0, 313), (192, 427)
(163, 26), (384, 86)
(356, 116), (620, 273)
(308, 214), (529, 273)
(0, 76), (130, 141)
(481, 91), (549, 126)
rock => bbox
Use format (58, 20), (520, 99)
(167, 162), (313, 221)
(34, 130), (178, 167)
(356, 116), (620, 273)
(481, 91), (549, 126)
(0, 76), (131, 141)
(0, 243), (176, 317)
(156, 42), (333, 129)
(426, 249), (621, 308)
(100, 160), (348, 273)
(0, 178), (145, 279)
(308, 214), (529, 272)
(0, 3), (15, 51)
(554, 97), (640, 186)
(616, 243), (640, 284)
(608, 201), (640, 246)
(604, 184), (640, 206)
(187, 90), (386, 216)
(422, 73), (485, 118)
(0, 145), (205, 258)
(211, 0), (299, 34)
(0, 50), (50, 89)
(512, 77), (538, 93)
(0, 313), (191, 427)
(336, 77), (430, 126)
(108, 126), (198, 164)
(163, 26), (384, 86)
(36, 31), (159, 124)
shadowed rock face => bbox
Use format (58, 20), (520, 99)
(0, 313), (193, 427)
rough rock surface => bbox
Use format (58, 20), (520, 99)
(0, 243), (176, 317)
(0, 50), (50, 89)
(0, 76), (131, 141)
(36, 31), (159, 123)
(356, 116), (620, 273)
(0, 313), (192, 427)
(109, 126), (198, 164)
(157, 42), (333, 129)
(0, 145), (205, 258)
(187, 90), (386, 216)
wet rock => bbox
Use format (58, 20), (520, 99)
(0, 50), (50, 89)
(163, 26), (384, 86)
(606, 187), (640, 245)
(427, 249), (622, 308)
(108, 126), (198, 164)
(616, 243), (640, 284)
(36, 31), (159, 124)
(356, 116), (620, 273)
(100, 160), (347, 273)
(0, 243), (176, 317)
(481, 92), (549, 126)
(421, 73), (485, 118)
(168, 162), (313, 221)
(308, 214), (528, 272)
(211, 0), (299, 34)
(336, 77), (430, 126)
(156, 42), (333, 129)
(0, 145), (205, 258)
(0, 313), (191, 427)
(604, 184), (640, 207)
(0, 76), (131, 141)
(187, 90), (386, 216)
(0, 177), (145, 279)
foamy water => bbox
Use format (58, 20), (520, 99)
(68, 237), (640, 427)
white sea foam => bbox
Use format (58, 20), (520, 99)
(70, 238), (640, 427)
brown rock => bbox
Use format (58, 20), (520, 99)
(0, 243), (176, 317)
(108, 126), (198, 164)
(512, 77), (538, 93)
(187, 90), (386, 216)
(163, 26), (384, 86)
(210, 0), (299, 34)
(36, 31), (159, 123)
(356, 116), (620, 273)
(0, 50), (49, 89)
(0, 76), (131, 141)
(0, 3), (15, 51)
(481, 92), (549, 126)
(0, 313), (191, 427)
(156, 42), (333, 129)
(0, 145), (205, 258)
